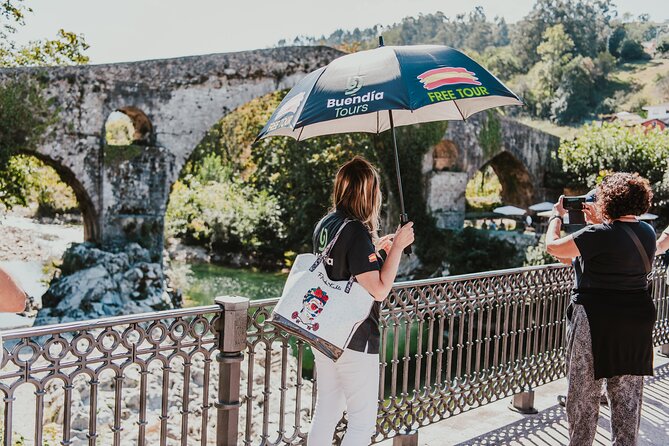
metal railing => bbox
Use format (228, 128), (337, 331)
(2, 259), (669, 446)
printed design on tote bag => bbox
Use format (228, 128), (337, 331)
(291, 287), (329, 331)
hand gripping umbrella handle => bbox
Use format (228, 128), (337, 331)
(400, 213), (412, 256)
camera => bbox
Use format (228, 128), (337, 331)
(562, 196), (586, 225)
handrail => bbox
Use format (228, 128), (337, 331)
(0, 258), (667, 446)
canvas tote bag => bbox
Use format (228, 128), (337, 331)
(271, 220), (374, 360)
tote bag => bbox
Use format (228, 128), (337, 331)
(271, 220), (374, 360)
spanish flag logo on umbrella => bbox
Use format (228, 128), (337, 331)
(417, 67), (481, 90)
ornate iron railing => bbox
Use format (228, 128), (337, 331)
(2, 259), (669, 446)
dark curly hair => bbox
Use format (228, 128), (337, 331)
(596, 172), (653, 220)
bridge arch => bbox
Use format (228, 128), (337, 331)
(425, 112), (561, 229)
(19, 149), (98, 241)
(479, 150), (535, 208)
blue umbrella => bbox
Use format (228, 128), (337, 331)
(257, 38), (522, 252)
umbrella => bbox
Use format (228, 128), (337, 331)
(529, 202), (554, 212)
(639, 213), (658, 221)
(493, 205), (527, 217)
(256, 37), (522, 251)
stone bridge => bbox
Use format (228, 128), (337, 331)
(424, 112), (562, 228)
(1, 47), (561, 259)
(0, 46), (344, 260)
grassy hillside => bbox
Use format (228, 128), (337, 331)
(614, 58), (669, 113)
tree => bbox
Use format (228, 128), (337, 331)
(512, 0), (614, 67)
(550, 56), (596, 123)
(526, 24), (576, 118)
(0, 0), (89, 208)
(608, 26), (626, 57)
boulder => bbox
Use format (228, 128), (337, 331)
(35, 242), (178, 325)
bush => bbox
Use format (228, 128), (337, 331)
(619, 39), (647, 61)
(524, 235), (556, 266)
(166, 155), (286, 268)
(446, 227), (519, 275)
(558, 122), (669, 188)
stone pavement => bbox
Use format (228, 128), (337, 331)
(378, 352), (669, 446)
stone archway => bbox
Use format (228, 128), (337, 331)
(19, 150), (98, 241)
(484, 151), (534, 208)
(425, 112), (562, 229)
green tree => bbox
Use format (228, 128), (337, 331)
(446, 227), (519, 275)
(526, 24), (576, 118)
(511, 0), (614, 67)
(0, 0), (89, 208)
(608, 26), (626, 57)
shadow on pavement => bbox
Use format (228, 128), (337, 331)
(455, 362), (669, 446)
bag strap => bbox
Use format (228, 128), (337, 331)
(619, 223), (652, 274)
(309, 219), (352, 272)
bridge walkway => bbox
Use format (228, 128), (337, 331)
(379, 353), (669, 446)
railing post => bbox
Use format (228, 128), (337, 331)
(214, 296), (250, 446)
(393, 429), (419, 446)
(509, 386), (538, 414)
(659, 344), (669, 357)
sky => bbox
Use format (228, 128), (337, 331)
(9, 0), (669, 65)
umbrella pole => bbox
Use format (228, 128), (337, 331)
(388, 110), (412, 255)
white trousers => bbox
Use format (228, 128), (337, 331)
(308, 348), (380, 446)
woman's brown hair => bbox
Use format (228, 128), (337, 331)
(332, 156), (382, 239)
(596, 172), (653, 220)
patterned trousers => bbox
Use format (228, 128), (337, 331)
(565, 304), (644, 446)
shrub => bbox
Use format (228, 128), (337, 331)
(619, 39), (647, 61)
(166, 155), (286, 268)
(558, 123), (669, 188)
(446, 227), (519, 275)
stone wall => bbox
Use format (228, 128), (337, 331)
(426, 171), (468, 229)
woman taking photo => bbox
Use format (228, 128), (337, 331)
(307, 156), (414, 446)
(546, 172), (656, 446)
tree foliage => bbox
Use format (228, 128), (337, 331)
(166, 155), (286, 268)
(173, 91), (447, 267)
(511, 0), (614, 67)
(0, 0), (89, 208)
(0, 0), (89, 67)
(558, 123), (669, 189)
(446, 227), (519, 275)
(0, 78), (54, 208)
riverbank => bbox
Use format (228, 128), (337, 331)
(0, 214), (288, 329)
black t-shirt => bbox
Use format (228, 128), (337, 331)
(572, 221), (656, 290)
(313, 210), (382, 354)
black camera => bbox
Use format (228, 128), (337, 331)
(563, 196), (586, 225)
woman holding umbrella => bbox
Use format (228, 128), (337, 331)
(308, 156), (414, 446)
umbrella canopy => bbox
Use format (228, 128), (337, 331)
(529, 201), (554, 212)
(493, 205), (527, 216)
(537, 210), (553, 218)
(256, 41), (522, 254)
(257, 44), (522, 141)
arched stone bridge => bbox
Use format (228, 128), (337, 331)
(1, 47), (561, 258)
(424, 112), (562, 228)
(0, 46), (344, 260)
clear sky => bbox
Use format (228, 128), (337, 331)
(9, 0), (669, 65)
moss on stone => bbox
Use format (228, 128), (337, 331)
(478, 110), (502, 158)
(103, 144), (143, 166)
